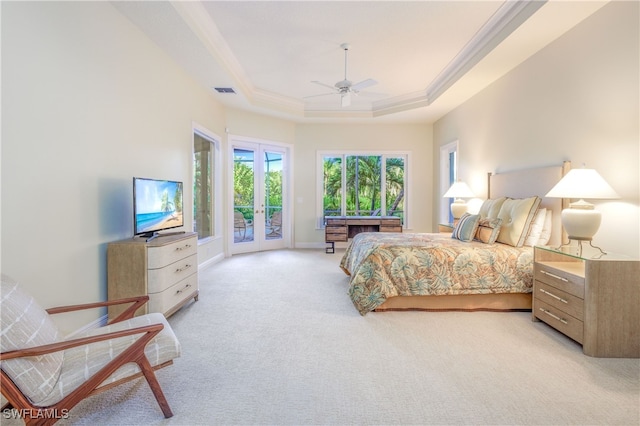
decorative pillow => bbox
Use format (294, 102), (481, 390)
(537, 210), (553, 246)
(452, 213), (480, 242)
(496, 196), (542, 247)
(524, 208), (547, 247)
(475, 218), (503, 244)
(478, 197), (507, 220)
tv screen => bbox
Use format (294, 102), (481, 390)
(133, 177), (184, 237)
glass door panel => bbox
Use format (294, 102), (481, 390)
(231, 141), (287, 254)
(264, 150), (283, 241)
(233, 148), (255, 244)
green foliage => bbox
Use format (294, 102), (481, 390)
(323, 155), (405, 219)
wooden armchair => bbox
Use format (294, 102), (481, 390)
(0, 274), (181, 425)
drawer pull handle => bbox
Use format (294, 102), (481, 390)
(175, 264), (192, 273)
(539, 308), (568, 324)
(540, 270), (568, 282)
(539, 288), (568, 304)
(176, 283), (192, 294)
(175, 244), (192, 252)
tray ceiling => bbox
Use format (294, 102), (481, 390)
(113, 1), (608, 123)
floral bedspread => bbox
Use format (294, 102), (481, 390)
(340, 232), (534, 315)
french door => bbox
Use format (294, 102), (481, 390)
(230, 138), (289, 254)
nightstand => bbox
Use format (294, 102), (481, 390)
(533, 245), (639, 358)
(438, 223), (454, 233)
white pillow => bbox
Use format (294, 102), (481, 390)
(496, 196), (542, 247)
(537, 210), (553, 246)
(524, 208), (547, 247)
(478, 197), (507, 220)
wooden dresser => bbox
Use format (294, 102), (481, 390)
(324, 216), (402, 253)
(107, 232), (199, 319)
(533, 245), (639, 358)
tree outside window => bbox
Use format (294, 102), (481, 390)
(321, 153), (406, 223)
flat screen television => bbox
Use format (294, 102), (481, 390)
(133, 177), (184, 240)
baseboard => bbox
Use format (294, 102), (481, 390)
(199, 252), (225, 271)
(67, 314), (108, 338)
(295, 242), (348, 250)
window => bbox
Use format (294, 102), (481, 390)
(318, 151), (408, 226)
(193, 130), (219, 240)
(440, 140), (459, 223)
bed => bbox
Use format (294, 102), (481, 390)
(340, 163), (569, 315)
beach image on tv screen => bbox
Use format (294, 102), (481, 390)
(135, 179), (183, 234)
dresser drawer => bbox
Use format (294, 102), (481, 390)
(147, 237), (197, 269)
(380, 226), (402, 232)
(380, 218), (401, 226)
(534, 299), (583, 344)
(147, 254), (197, 293)
(326, 228), (348, 242)
(148, 274), (198, 316)
(534, 281), (583, 320)
(326, 218), (346, 226)
(534, 262), (584, 298)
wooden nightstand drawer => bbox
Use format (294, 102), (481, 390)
(534, 262), (584, 298)
(535, 299), (584, 344)
(534, 281), (583, 320)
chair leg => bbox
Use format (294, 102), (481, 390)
(137, 357), (173, 418)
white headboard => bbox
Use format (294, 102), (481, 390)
(488, 162), (570, 246)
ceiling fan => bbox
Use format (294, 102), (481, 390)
(305, 43), (378, 107)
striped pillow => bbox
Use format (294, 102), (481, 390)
(475, 217), (503, 244)
(451, 213), (480, 242)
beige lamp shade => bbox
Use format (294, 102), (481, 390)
(545, 168), (619, 240)
(444, 181), (475, 220)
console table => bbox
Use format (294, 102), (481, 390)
(324, 216), (402, 253)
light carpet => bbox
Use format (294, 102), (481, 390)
(12, 249), (639, 425)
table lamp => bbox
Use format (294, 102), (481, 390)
(545, 167), (619, 253)
(443, 181), (475, 220)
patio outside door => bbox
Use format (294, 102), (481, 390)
(231, 140), (287, 254)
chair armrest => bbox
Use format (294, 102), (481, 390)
(0, 323), (163, 361)
(46, 296), (149, 324)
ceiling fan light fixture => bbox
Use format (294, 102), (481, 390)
(341, 92), (351, 107)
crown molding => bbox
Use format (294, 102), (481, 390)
(426, 0), (546, 104)
(172, 0), (546, 119)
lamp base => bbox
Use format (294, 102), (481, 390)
(558, 238), (607, 258)
(561, 200), (602, 241)
(450, 199), (468, 220)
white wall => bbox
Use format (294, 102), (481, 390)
(433, 1), (639, 258)
(1, 2), (225, 332)
(294, 123), (433, 247)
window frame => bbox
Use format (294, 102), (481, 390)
(439, 140), (459, 223)
(192, 123), (222, 242)
(316, 150), (410, 229)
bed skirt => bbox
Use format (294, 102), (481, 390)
(373, 292), (532, 312)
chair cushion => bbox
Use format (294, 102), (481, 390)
(37, 313), (181, 407)
(0, 274), (64, 405)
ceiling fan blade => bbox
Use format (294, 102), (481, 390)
(311, 81), (338, 91)
(351, 78), (377, 92)
(354, 91), (387, 98)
